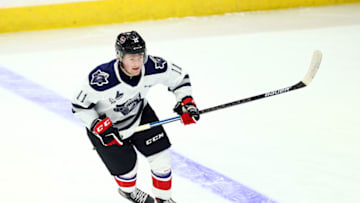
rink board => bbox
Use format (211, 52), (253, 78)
(1, 0), (360, 33)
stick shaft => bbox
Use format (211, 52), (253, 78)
(135, 50), (322, 132)
(199, 81), (305, 115)
(136, 81), (306, 132)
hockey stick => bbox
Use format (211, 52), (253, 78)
(135, 50), (322, 133)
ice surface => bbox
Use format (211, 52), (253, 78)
(0, 3), (360, 203)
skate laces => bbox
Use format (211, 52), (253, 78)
(130, 188), (148, 203)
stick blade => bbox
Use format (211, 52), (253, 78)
(302, 50), (322, 86)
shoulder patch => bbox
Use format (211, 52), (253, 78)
(145, 55), (168, 75)
(90, 69), (109, 86)
(88, 59), (120, 91)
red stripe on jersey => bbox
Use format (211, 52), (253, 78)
(115, 178), (136, 188)
(152, 177), (172, 190)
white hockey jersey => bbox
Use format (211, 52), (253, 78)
(72, 55), (192, 139)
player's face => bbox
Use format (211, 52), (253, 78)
(121, 53), (144, 76)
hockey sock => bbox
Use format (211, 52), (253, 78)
(152, 170), (172, 200)
(115, 174), (137, 193)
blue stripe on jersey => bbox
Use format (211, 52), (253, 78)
(72, 103), (95, 110)
(168, 83), (191, 92)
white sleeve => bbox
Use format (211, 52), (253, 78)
(162, 61), (192, 102)
(71, 79), (100, 129)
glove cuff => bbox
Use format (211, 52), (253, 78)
(90, 118), (101, 131)
(174, 96), (197, 116)
(92, 117), (113, 134)
(173, 102), (183, 115)
(181, 96), (196, 106)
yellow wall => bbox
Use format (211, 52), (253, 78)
(1, 0), (359, 33)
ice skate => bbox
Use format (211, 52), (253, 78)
(118, 188), (155, 203)
(155, 198), (176, 203)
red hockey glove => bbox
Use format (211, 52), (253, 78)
(173, 96), (200, 125)
(91, 116), (123, 147)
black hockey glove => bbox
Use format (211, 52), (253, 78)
(173, 96), (200, 125)
(91, 115), (123, 147)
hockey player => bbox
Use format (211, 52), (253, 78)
(71, 31), (200, 203)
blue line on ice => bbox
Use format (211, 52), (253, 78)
(0, 65), (276, 203)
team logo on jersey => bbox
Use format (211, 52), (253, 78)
(113, 93), (142, 115)
(115, 91), (124, 100)
(109, 91), (124, 104)
(90, 70), (109, 86)
(109, 98), (116, 104)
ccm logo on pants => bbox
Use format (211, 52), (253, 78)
(146, 133), (164, 145)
